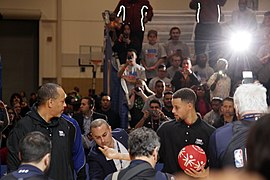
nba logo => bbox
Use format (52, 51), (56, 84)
(234, 149), (244, 168)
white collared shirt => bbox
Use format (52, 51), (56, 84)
(106, 138), (129, 170)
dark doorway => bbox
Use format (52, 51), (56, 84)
(0, 20), (39, 105)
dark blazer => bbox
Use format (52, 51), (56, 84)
(87, 128), (128, 180)
(73, 112), (107, 134)
(96, 108), (120, 130)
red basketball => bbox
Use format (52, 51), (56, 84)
(178, 145), (207, 171)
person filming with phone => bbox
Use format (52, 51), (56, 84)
(207, 58), (231, 100)
(135, 99), (170, 131)
(118, 49), (146, 129)
(118, 49), (146, 92)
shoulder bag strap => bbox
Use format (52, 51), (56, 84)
(119, 162), (153, 180)
(112, 171), (120, 180)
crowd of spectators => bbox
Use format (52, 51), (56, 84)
(1, 0), (270, 179)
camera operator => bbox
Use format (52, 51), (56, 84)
(113, 23), (140, 65)
(122, 32), (130, 44)
(114, 0), (153, 63)
(210, 70), (225, 91)
(118, 49), (146, 129)
(135, 99), (170, 131)
(128, 79), (154, 128)
(207, 58), (231, 100)
(118, 49), (146, 92)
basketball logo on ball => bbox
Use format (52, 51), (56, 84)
(178, 145), (207, 171)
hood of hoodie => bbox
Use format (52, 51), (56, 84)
(26, 105), (60, 128)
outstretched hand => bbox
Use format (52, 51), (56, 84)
(98, 145), (119, 160)
(99, 145), (131, 161)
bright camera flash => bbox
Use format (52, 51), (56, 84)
(229, 31), (252, 52)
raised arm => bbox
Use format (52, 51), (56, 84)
(98, 145), (130, 161)
(0, 101), (9, 132)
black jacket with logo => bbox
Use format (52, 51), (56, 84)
(157, 117), (215, 174)
(7, 106), (74, 180)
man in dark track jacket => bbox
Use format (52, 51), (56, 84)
(7, 83), (85, 180)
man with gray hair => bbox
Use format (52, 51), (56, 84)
(105, 127), (174, 180)
(209, 83), (269, 169)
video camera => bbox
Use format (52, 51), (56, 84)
(242, 71), (254, 84)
